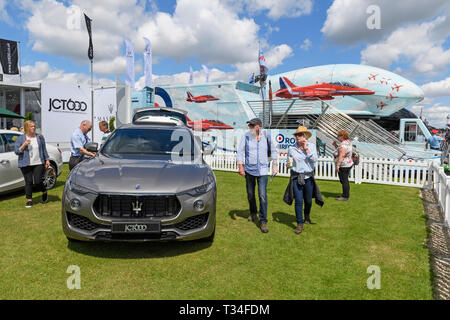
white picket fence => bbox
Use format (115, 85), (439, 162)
(204, 152), (448, 226)
(204, 153), (430, 187)
(428, 161), (450, 226)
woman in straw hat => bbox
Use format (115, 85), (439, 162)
(285, 126), (320, 234)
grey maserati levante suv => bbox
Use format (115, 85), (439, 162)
(62, 124), (216, 242)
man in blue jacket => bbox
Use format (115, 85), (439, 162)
(237, 118), (278, 233)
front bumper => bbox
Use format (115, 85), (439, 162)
(61, 186), (216, 242)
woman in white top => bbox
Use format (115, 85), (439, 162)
(333, 130), (353, 201)
(14, 121), (50, 208)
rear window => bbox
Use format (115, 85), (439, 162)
(133, 110), (187, 125)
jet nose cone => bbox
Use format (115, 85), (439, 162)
(415, 86), (425, 103)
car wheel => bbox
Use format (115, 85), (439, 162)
(44, 163), (57, 190)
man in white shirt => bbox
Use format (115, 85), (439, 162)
(99, 121), (112, 145)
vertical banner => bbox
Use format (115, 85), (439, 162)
(189, 66), (194, 84)
(202, 64), (209, 83)
(0, 38), (19, 74)
(41, 81), (92, 143)
(84, 14), (93, 61)
(125, 39), (135, 90)
(143, 37), (152, 88)
(93, 87), (117, 143)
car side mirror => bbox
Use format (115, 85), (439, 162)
(85, 142), (98, 153)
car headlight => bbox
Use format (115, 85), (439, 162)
(183, 172), (215, 196)
(68, 181), (97, 195)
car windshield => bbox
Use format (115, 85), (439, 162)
(101, 128), (201, 160)
(132, 110), (187, 125)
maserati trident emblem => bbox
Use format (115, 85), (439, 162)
(132, 199), (143, 215)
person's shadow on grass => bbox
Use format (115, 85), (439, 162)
(228, 209), (260, 229)
(272, 211), (297, 230)
(320, 191), (342, 199)
(228, 209), (249, 220)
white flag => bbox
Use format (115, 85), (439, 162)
(143, 37), (152, 88)
(202, 64), (209, 83)
(189, 66), (194, 84)
(125, 39), (135, 90)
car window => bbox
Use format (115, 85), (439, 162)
(133, 110), (187, 125)
(0, 135), (6, 153)
(102, 128), (200, 159)
(3, 133), (21, 152)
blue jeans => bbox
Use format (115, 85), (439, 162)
(293, 177), (313, 225)
(245, 173), (268, 223)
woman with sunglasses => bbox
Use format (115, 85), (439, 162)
(286, 126), (318, 234)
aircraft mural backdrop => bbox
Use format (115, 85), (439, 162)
(133, 64), (425, 153)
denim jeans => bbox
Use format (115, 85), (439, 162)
(293, 177), (313, 225)
(245, 173), (268, 223)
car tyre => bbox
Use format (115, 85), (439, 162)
(44, 163), (57, 190)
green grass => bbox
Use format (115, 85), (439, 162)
(0, 165), (432, 299)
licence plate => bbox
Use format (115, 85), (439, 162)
(112, 222), (160, 233)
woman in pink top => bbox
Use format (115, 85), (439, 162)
(332, 130), (353, 201)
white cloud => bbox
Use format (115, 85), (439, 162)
(300, 38), (312, 51)
(409, 103), (450, 128)
(136, 0), (261, 65)
(322, 0), (449, 45)
(135, 44), (293, 89)
(236, 0), (313, 20)
(421, 77), (450, 98)
(0, 0), (12, 24)
(20, 0), (293, 76)
(360, 16), (450, 76)
(4, 61), (114, 87)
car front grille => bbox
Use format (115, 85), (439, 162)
(93, 195), (181, 219)
(172, 213), (209, 231)
(67, 212), (109, 231)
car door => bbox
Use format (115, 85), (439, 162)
(0, 133), (25, 193)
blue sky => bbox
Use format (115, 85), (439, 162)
(1, 0), (450, 127)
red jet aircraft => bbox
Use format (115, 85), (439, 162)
(376, 101), (387, 110)
(386, 93), (398, 101)
(275, 77), (375, 101)
(186, 116), (233, 131)
(186, 91), (220, 103)
(391, 84), (403, 92)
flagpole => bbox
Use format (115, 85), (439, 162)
(258, 41), (266, 128)
(18, 41), (22, 83)
(91, 59), (94, 141)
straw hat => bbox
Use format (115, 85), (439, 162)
(293, 126), (312, 139)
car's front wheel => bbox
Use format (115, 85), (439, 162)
(44, 163), (57, 190)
